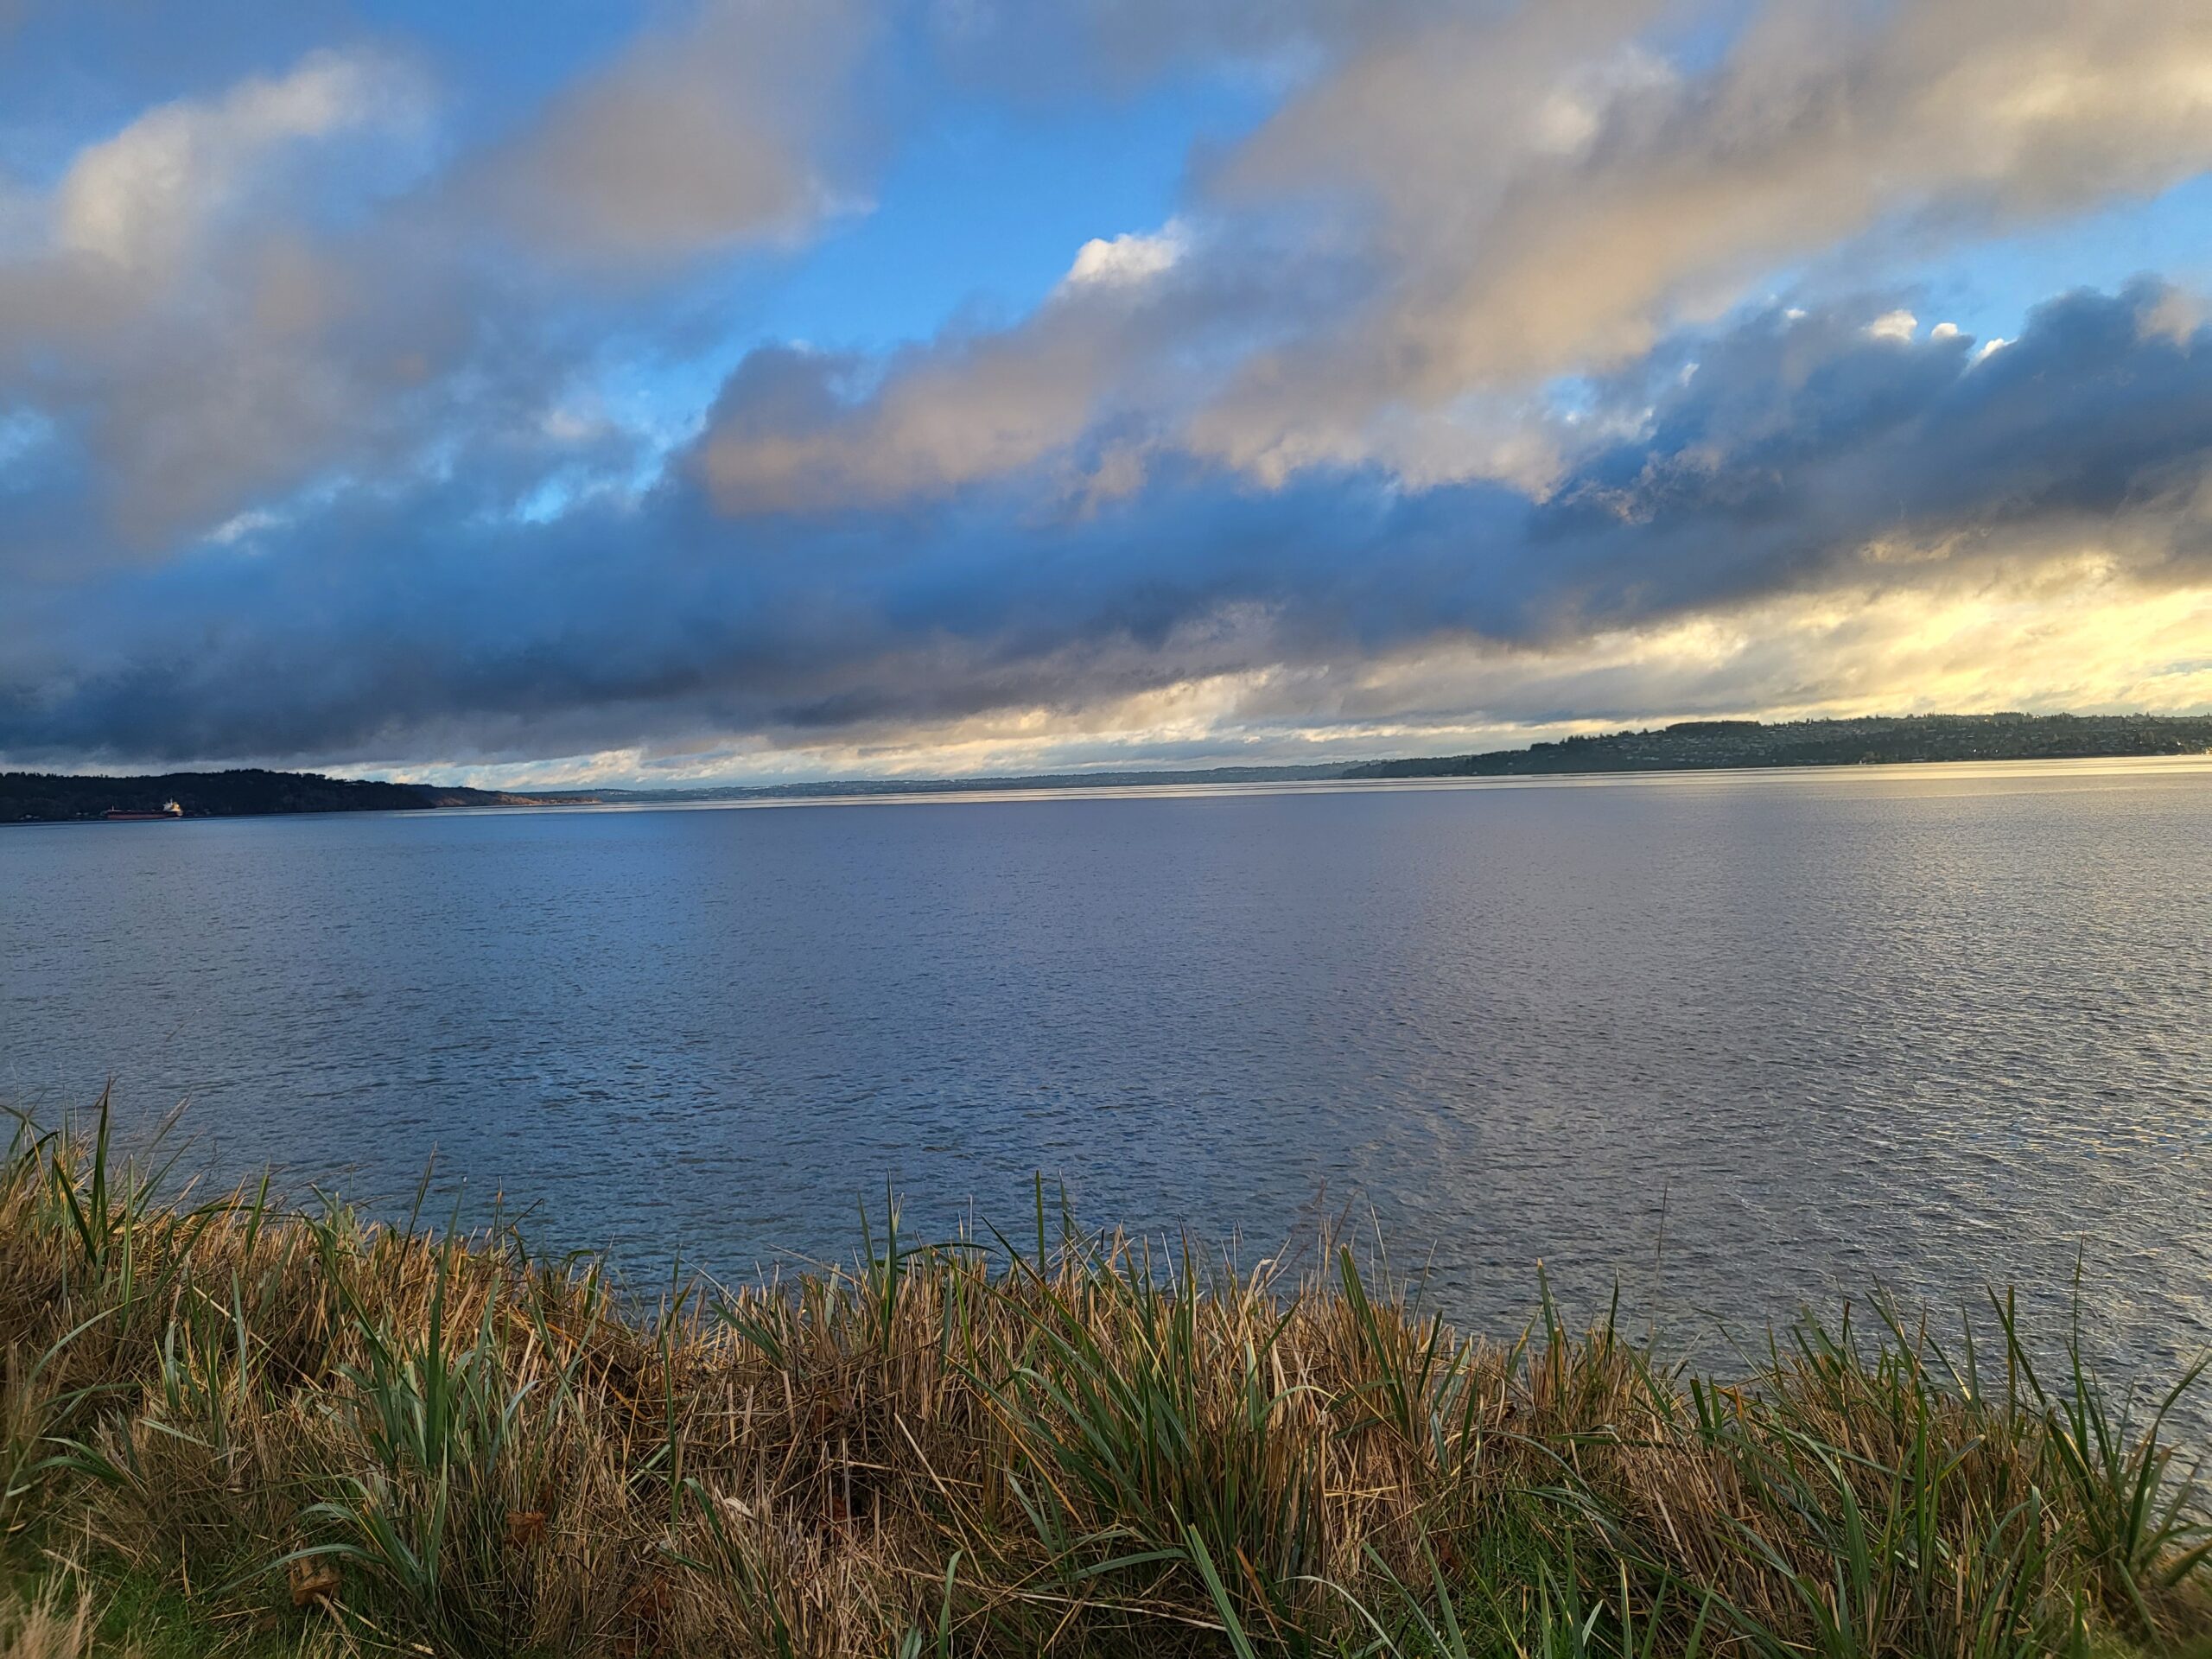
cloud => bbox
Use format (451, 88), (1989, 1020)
(683, 0), (2212, 516)
(0, 3), (875, 551)
(0, 48), (454, 545)
(3, 0), (2212, 779)
(691, 243), (1249, 512)
(467, 0), (876, 266)
(1061, 222), (1189, 289)
(1191, 0), (2212, 467)
(5, 283), (2209, 773)
(52, 50), (424, 275)
(922, 0), (1452, 92)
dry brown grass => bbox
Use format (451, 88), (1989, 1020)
(2, 1103), (2207, 1658)
(0, 1584), (99, 1659)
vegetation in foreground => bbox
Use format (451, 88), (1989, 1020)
(3, 1105), (2209, 1658)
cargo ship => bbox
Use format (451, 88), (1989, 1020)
(103, 800), (184, 821)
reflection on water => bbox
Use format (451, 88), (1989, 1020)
(3, 760), (2209, 1386)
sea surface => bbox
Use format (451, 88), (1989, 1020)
(4, 759), (2210, 1382)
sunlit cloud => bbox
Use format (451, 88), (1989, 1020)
(0, 0), (2208, 783)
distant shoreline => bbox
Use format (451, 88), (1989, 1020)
(6, 711), (2209, 823)
(0, 766), (591, 825)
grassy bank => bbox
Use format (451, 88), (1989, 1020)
(3, 1106), (2208, 1658)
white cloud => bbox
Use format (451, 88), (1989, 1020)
(0, 3), (872, 548)
(201, 506), (284, 546)
(1192, 0), (2212, 463)
(1063, 221), (1186, 289)
(52, 51), (425, 276)
(665, 0), (2212, 520)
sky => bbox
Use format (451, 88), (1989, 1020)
(2, 0), (2211, 787)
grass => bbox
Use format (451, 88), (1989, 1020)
(1, 1099), (2209, 1658)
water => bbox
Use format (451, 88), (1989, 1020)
(4, 760), (2210, 1382)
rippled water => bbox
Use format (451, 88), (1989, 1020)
(3, 760), (2209, 1380)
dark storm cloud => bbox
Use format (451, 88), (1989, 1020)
(1527, 287), (2212, 624)
(4, 283), (2208, 768)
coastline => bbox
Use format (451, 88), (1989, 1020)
(8, 712), (2211, 825)
(8, 750), (2209, 830)
(410, 750), (2212, 821)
